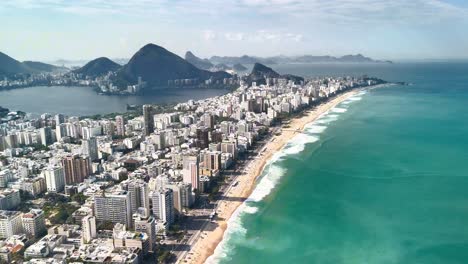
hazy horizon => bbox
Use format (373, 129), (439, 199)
(1, 0), (468, 62)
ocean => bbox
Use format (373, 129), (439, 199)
(208, 62), (468, 264)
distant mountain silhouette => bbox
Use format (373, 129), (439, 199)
(113, 44), (231, 89)
(185, 51), (214, 70)
(0, 52), (34, 76)
(210, 55), (277, 65)
(247, 63), (304, 85)
(73, 57), (121, 77)
(232, 63), (247, 71)
(23, 61), (68, 72)
(210, 54), (391, 65)
(247, 63), (303, 85)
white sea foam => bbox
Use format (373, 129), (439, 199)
(247, 164), (286, 203)
(304, 124), (327, 134)
(357, 90), (368, 96)
(282, 134), (319, 156)
(316, 114), (339, 125)
(348, 96), (362, 101)
(243, 206), (259, 214)
(206, 203), (248, 264)
(207, 90), (374, 263)
(206, 164), (287, 264)
(331, 107), (348, 113)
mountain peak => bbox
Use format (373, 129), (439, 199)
(73, 57), (121, 77)
(0, 51), (34, 76)
(113, 44), (229, 89)
(184, 51), (214, 70)
(248, 63), (303, 85)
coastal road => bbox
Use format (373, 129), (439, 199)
(173, 136), (272, 263)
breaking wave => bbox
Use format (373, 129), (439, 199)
(206, 91), (369, 263)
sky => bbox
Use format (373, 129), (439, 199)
(1, 0), (468, 61)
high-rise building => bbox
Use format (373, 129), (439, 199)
(143, 105), (154, 136)
(221, 141), (238, 160)
(21, 209), (46, 238)
(196, 127), (209, 149)
(167, 183), (193, 214)
(20, 177), (47, 197)
(203, 151), (222, 171)
(4, 134), (18, 149)
(0, 169), (13, 188)
(182, 155), (199, 191)
(151, 132), (166, 150)
(202, 113), (215, 130)
(55, 124), (67, 141)
(40, 127), (54, 146)
(55, 114), (65, 125)
(0, 211), (23, 239)
(103, 121), (115, 136)
(44, 166), (65, 192)
(82, 137), (98, 161)
(151, 189), (174, 226)
(62, 155), (90, 185)
(94, 188), (132, 227)
(82, 215), (97, 244)
(0, 189), (21, 210)
(126, 179), (150, 218)
(115, 115), (126, 136)
(220, 121), (231, 136)
(133, 210), (156, 252)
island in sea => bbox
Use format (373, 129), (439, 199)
(0, 52), (389, 263)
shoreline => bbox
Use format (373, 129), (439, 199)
(182, 85), (386, 264)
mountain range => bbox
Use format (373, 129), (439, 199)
(209, 54), (392, 65)
(0, 52), (67, 76)
(112, 44), (231, 88)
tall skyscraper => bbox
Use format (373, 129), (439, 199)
(126, 179), (150, 217)
(3, 134), (18, 149)
(167, 183), (193, 214)
(196, 127), (209, 149)
(151, 189), (174, 226)
(82, 215), (97, 244)
(44, 166), (65, 192)
(62, 155), (90, 185)
(94, 188), (132, 227)
(40, 127), (54, 146)
(55, 124), (67, 141)
(143, 105), (154, 136)
(182, 155), (199, 191)
(0, 135), (4, 151)
(0, 169), (13, 188)
(221, 141), (238, 160)
(82, 137), (98, 161)
(202, 113), (215, 130)
(203, 151), (222, 171)
(115, 115), (126, 136)
(55, 114), (65, 125)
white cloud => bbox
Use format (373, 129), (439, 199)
(1, 0), (467, 24)
(203, 30), (217, 41)
(224, 32), (245, 41)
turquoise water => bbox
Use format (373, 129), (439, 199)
(210, 63), (468, 264)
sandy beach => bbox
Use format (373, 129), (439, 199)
(181, 87), (367, 264)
